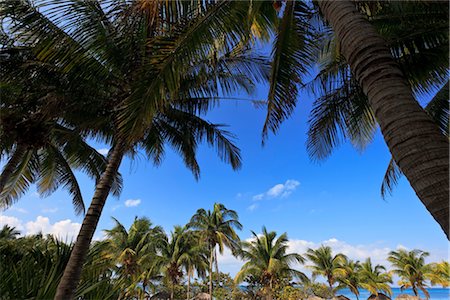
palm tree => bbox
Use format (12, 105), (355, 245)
(101, 217), (165, 299)
(381, 82), (449, 198)
(179, 230), (208, 300)
(0, 46), (122, 215)
(188, 203), (242, 299)
(263, 0), (449, 237)
(1, 1), (266, 298)
(313, 1), (449, 238)
(359, 258), (392, 297)
(305, 246), (347, 296)
(388, 249), (431, 299)
(0, 225), (20, 240)
(428, 261), (450, 288)
(336, 259), (362, 300)
(156, 226), (208, 300)
(301, 2), (448, 200)
(235, 227), (306, 300)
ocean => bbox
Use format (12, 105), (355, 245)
(336, 288), (450, 300)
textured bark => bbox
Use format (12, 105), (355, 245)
(54, 142), (126, 299)
(187, 269), (191, 300)
(209, 247), (214, 299)
(0, 144), (28, 194)
(317, 0), (449, 238)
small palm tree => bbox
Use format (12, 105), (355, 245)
(359, 258), (392, 297)
(427, 261), (450, 288)
(388, 249), (431, 299)
(337, 259), (362, 300)
(305, 246), (347, 296)
(101, 217), (164, 299)
(187, 203), (242, 299)
(235, 227), (306, 300)
(156, 226), (208, 300)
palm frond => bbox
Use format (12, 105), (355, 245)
(263, 1), (314, 141)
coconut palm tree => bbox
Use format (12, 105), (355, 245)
(0, 46), (122, 215)
(359, 258), (392, 297)
(179, 230), (208, 300)
(381, 82), (449, 198)
(337, 259), (362, 300)
(1, 1), (266, 298)
(428, 261), (450, 288)
(264, 0), (449, 238)
(100, 217), (165, 299)
(305, 246), (347, 296)
(155, 226), (208, 300)
(302, 2), (449, 200)
(388, 249), (431, 299)
(312, 0), (449, 239)
(187, 203), (242, 299)
(235, 227), (306, 300)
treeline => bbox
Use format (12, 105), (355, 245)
(1, 203), (448, 300)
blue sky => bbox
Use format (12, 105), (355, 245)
(1, 83), (448, 277)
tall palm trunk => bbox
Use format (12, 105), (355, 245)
(317, 0), (449, 238)
(209, 246), (214, 299)
(55, 142), (126, 299)
(187, 267), (191, 300)
(0, 143), (28, 193)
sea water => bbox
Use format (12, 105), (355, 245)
(336, 288), (450, 300)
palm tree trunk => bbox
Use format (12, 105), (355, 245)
(317, 0), (449, 239)
(187, 268), (191, 300)
(0, 144), (28, 193)
(54, 142), (126, 299)
(214, 248), (219, 276)
(209, 246), (214, 299)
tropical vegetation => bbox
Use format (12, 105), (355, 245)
(0, 0), (449, 298)
(1, 205), (448, 300)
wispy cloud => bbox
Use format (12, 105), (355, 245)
(247, 203), (259, 211)
(124, 199), (141, 207)
(42, 208), (58, 213)
(9, 207), (28, 214)
(253, 179), (300, 201)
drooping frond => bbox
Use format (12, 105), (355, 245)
(263, 0), (314, 140)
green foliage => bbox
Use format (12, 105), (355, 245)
(0, 234), (119, 299)
(212, 272), (236, 300)
(276, 285), (307, 300)
(388, 249), (431, 298)
(235, 227), (306, 299)
(305, 245), (347, 295)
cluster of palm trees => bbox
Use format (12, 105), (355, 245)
(0, 0), (448, 298)
(1, 204), (449, 300)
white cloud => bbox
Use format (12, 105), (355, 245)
(0, 215), (24, 230)
(253, 179), (300, 201)
(124, 199), (141, 207)
(97, 148), (109, 156)
(25, 216), (81, 242)
(0, 215), (81, 242)
(42, 207), (58, 213)
(247, 203), (259, 211)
